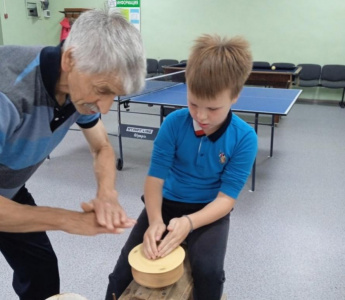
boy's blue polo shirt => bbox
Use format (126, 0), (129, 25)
(148, 108), (258, 203)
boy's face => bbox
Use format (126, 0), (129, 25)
(187, 88), (237, 135)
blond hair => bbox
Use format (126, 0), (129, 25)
(186, 34), (252, 100)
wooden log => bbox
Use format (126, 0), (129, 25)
(119, 253), (193, 300)
(119, 250), (227, 300)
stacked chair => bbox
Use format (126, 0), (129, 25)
(320, 65), (345, 107)
(146, 58), (159, 78)
(297, 64), (322, 87)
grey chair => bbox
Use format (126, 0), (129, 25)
(146, 58), (158, 78)
(157, 59), (179, 74)
(297, 64), (321, 87)
(253, 61), (271, 69)
(320, 64), (345, 108)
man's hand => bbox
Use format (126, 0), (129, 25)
(81, 190), (136, 230)
(0, 195), (130, 235)
(63, 211), (126, 236)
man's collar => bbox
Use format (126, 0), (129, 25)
(40, 44), (62, 102)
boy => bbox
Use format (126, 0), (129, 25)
(105, 34), (258, 300)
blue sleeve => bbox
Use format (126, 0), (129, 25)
(220, 128), (258, 199)
(76, 113), (101, 128)
(0, 93), (21, 155)
(148, 112), (177, 179)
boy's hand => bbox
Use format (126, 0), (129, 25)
(143, 221), (166, 259)
(157, 217), (190, 258)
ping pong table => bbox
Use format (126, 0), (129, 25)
(115, 80), (302, 191)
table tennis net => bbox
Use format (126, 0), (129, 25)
(119, 70), (186, 101)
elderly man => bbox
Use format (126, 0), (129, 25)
(0, 9), (146, 300)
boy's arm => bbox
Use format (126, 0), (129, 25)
(144, 176), (165, 225)
(142, 175), (167, 258)
(187, 192), (235, 230)
(157, 192), (235, 257)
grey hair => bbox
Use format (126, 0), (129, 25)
(63, 9), (146, 95)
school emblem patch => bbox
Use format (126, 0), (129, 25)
(219, 151), (226, 164)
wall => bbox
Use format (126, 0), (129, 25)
(141, 0), (345, 102)
(140, 0), (345, 66)
(1, 0), (344, 101)
(1, 0), (345, 64)
(0, 0), (58, 46)
(0, 0), (103, 46)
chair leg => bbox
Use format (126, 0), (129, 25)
(339, 88), (345, 108)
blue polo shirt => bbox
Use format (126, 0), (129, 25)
(148, 108), (258, 202)
(0, 45), (100, 199)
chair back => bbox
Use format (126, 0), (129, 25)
(321, 64), (345, 88)
(146, 58), (158, 77)
(253, 61), (271, 69)
(297, 64), (321, 87)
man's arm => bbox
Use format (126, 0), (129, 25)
(0, 195), (124, 235)
(81, 119), (136, 230)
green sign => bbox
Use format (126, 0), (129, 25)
(116, 0), (140, 7)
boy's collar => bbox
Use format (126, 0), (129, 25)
(192, 110), (232, 142)
(193, 120), (205, 137)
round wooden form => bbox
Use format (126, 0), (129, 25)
(128, 243), (185, 288)
(45, 293), (88, 300)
